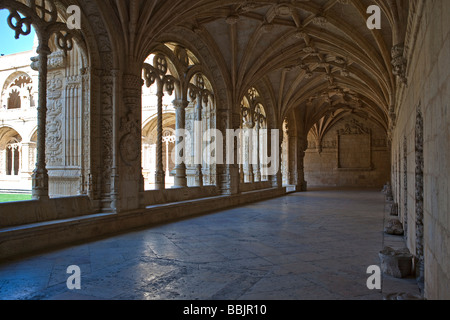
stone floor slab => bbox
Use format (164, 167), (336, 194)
(0, 189), (421, 300)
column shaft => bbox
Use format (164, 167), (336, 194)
(195, 95), (203, 187)
(255, 123), (261, 182)
(244, 124), (254, 183)
(32, 45), (51, 200)
(296, 136), (307, 192)
(173, 100), (188, 188)
(155, 90), (165, 190)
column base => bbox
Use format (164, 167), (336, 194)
(195, 166), (203, 187)
(32, 168), (49, 201)
(255, 171), (262, 182)
(155, 171), (165, 190)
(271, 172), (282, 188)
(174, 165), (188, 188)
(296, 181), (308, 192)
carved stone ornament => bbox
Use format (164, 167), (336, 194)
(46, 74), (64, 166)
(120, 133), (140, 165)
(379, 247), (413, 279)
(31, 51), (67, 71)
(338, 119), (371, 135)
(119, 112), (141, 165)
(385, 218), (404, 236)
(415, 109), (425, 283)
(391, 44), (407, 85)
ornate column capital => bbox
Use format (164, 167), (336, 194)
(391, 43), (408, 85)
(123, 73), (143, 98)
(173, 99), (189, 110)
(243, 120), (255, 130)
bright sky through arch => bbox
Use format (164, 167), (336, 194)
(0, 9), (36, 56)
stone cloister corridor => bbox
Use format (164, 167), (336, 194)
(0, 0), (449, 301)
(0, 189), (421, 300)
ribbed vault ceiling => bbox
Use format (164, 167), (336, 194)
(84, 0), (408, 132)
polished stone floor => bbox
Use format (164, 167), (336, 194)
(0, 189), (420, 300)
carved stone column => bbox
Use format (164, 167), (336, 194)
(403, 136), (408, 242)
(274, 127), (283, 189)
(219, 109), (241, 195)
(254, 120), (261, 182)
(80, 69), (91, 197)
(109, 70), (121, 212)
(155, 89), (165, 190)
(173, 99), (189, 188)
(296, 136), (308, 192)
(32, 43), (51, 200)
(120, 73), (144, 209)
(238, 110), (245, 184)
(239, 134), (245, 184)
(243, 121), (255, 183)
(288, 124), (297, 185)
(229, 111), (241, 194)
(217, 110), (229, 194)
(415, 110), (424, 289)
(194, 94), (204, 187)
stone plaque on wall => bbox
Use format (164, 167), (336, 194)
(338, 134), (371, 169)
(337, 119), (372, 170)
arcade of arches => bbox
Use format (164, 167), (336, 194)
(0, 0), (449, 300)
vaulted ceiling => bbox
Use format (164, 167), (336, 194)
(183, 0), (397, 130)
(93, 0), (408, 133)
(4, 0), (408, 134)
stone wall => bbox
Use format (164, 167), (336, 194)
(0, 196), (94, 228)
(304, 115), (391, 188)
(392, 0), (450, 300)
